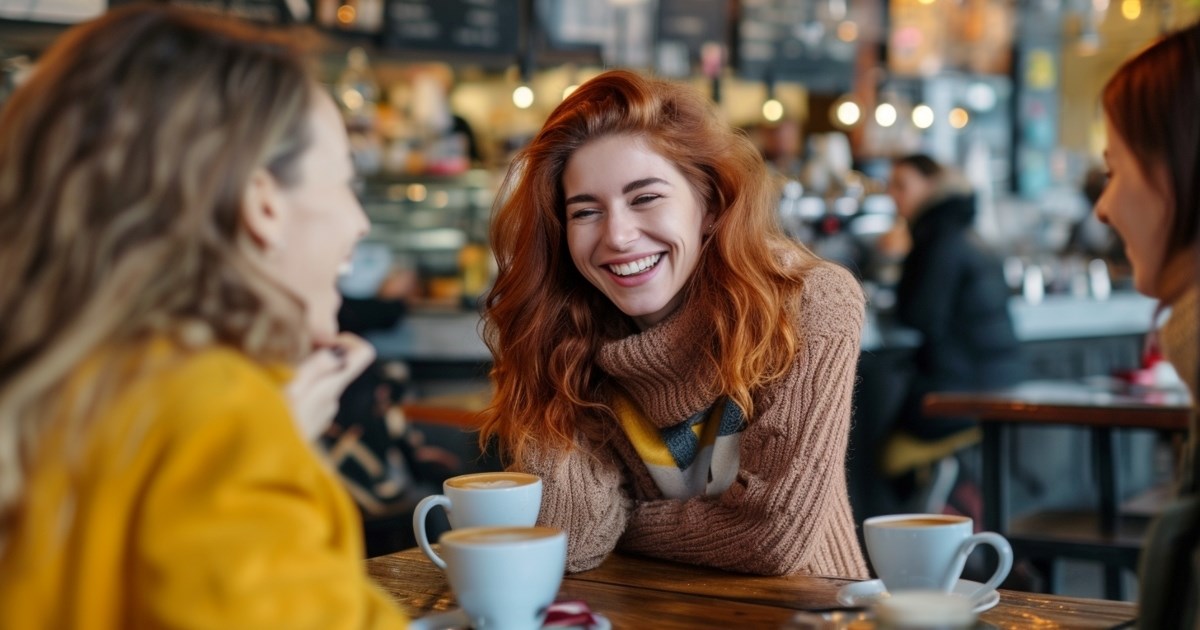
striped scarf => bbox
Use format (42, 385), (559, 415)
(612, 390), (747, 500)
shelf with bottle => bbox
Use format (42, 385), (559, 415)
(351, 167), (498, 312)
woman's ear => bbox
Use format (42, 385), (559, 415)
(240, 168), (287, 253)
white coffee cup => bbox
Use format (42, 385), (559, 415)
(414, 471), (542, 568)
(863, 514), (1012, 602)
(437, 526), (567, 630)
(874, 590), (977, 629)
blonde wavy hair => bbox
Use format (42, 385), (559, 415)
(0, 6), (316, 532)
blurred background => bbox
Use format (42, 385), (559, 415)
(4, 0), (1198, 602)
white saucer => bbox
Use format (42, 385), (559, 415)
(408, 608), (612, 630)
(836, 579), (1000, 613)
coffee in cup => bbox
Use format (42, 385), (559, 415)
(863, 514), (1011, 602)
(437, 526), (567, 630)
(414, 471), (542, 567)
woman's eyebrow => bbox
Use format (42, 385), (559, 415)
(623, 177), (669, 193)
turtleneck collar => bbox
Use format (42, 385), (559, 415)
(596, 298), (720, 429)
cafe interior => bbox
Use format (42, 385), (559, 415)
(3, 0), (1198, 627)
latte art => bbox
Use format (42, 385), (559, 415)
(461, 479), (521, 489)
(445, 472), (538, 490)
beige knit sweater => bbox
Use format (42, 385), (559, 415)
(518, 261), (869, 578)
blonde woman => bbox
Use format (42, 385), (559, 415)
(0, 6), (408, 627)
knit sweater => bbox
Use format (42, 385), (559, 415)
(519, 261), (868, 578)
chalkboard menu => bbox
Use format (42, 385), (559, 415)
(736, 0), (856, 93)
(385, 0), (518, 56)
(657, 0), (728, 60)
(0, 0), (103, 23)
(106, 0), (301, 23)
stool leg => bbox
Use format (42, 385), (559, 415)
(1031, 557), (1057, 594)
(1103, 564), (1123, 601)
(1092, 428), (1119, 535)
(981, 424), (1008, 580)
(1092, 427), (1121, 600)
(982, 424), (1008, 533)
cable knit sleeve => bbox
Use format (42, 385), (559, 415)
(516, 439), (633, 573)
(617, 263), (868, 577)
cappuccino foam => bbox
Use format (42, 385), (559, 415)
(445, 472), (538, 490)
(443, 526), (561, 545)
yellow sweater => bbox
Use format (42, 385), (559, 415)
(0, 339), (408, 628)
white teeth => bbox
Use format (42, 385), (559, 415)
(608, 254), (661, 277)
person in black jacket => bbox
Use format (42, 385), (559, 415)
(884, 154), (1023, 442)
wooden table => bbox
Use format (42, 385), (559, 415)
(368, 547), (1136, 629)
(924, 378), (1191, 600)
(402, 389), (491, 429)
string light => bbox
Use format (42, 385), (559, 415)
(512, 85), (534, 109)
(949, 107), (970, 129)
(762, 98), (784, 122)
(875, 103), (898, 127)
(834, 100), (861, 127)
(912, 104), (935, 129)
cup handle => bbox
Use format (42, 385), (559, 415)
(413, 494), (451, 570)
(941, 531), (1012, 602)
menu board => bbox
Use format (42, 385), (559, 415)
(657, 0), (728, 60)
(385, 0), (518, 56)
(106, 0), (302, 23)
(736, 0), (856, 93)
(0, 0), (103, 22)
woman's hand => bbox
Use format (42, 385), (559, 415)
(285, 333), (375, 441)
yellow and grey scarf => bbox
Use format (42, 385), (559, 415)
(612, 390), (747, 500)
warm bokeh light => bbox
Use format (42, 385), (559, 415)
(949, 107), (970, 129)
(834, 101), (861, 126)
(336, 4), (355, 24)
(432, 190), (450, 209)
(912, 104), (935, 129)
(512, 85), (534, 109)
(762, 98), (784, 122)
(1122, 0), (1141, 20)
(340, 88), (364, 111)
(918, 0), (935, 5)
(406, 184), (428, 203)
(562, 84), (579, 100)
(837, 20), (859, 42)
(875, 103), (898, 127)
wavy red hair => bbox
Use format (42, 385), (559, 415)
(479, 70), (816, 464)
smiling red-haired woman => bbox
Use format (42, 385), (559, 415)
(479, 70), (869, 577)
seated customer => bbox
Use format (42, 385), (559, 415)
(877, 156), (1021, 513)
(1095, 21), (1200, 625)
(883, 155), (1022, 442)
(479, 70), (867, 577)
(0, 7), (408, 627)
